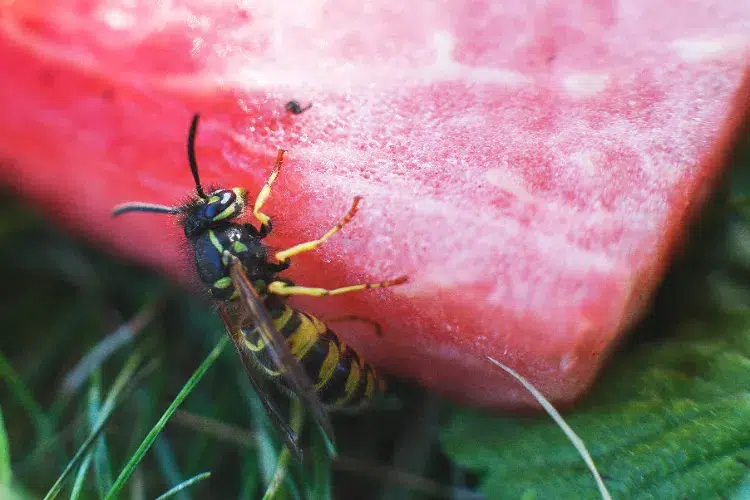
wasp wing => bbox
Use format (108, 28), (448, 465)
(228, 260), (336, 450)
(217, 307), (304, 461)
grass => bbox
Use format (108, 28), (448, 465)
(0, 126), (748, 498)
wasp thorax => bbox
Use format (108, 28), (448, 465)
(194, 223), (269, 301)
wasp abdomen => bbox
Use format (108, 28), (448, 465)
(242, 306), (383, 410)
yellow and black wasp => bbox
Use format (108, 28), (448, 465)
(111, 113), (407, 459)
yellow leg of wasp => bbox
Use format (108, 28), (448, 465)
(253, 149), (286, 229)
(267, 276), (407, 297)
(275, 196), (362, 263)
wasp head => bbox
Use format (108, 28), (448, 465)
(183, 187), (248, 239)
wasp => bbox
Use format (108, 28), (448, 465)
(111, 114), (407, 459)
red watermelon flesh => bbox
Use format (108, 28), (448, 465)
(0, 0), (748, 410)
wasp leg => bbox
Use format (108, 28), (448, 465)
(267, 276), (407, 297)
(265, 260), (291, 274)
(275, 196), (362, 263)
(242, 222), (262, 238)
(324, 315), (383, 337)
(256, 219), (273, 239)
(253, 149), (286, 232)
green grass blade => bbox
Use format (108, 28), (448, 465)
(0, 350), (54, 441)
(87, 370), (113, 496)
(61, 300), (161, 395)
(0, 405), (11, 485)
(154, 471), (211, 500)
(69, 452), (93, 500)
(303, 423), (332, 500)
(43, 352), (147, 500)
(100, 352), (146, 423)
(0, 483), (29, 500)
(240, 452), (262, 500)
(261, 443), (293, 500)
(236, 372), (277, 484)
(153, 435), (187, 500)
(104, 336), (228, 500)
(15, 353), (150, 482)
(42, 389), (120, 500)
(261, 398), (304, 500)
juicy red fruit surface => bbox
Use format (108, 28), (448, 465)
(0, 1), (748, 410)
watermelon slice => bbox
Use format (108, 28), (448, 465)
(1, 0), (748, 410)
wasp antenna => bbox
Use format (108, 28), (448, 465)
(187, 113), (207, 199)
(112, 202), (179, 217)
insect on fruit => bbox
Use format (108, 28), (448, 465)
(111, 114), (407, 459)
(285, 100), (312, 114)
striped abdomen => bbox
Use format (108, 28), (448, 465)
(241, 305), (385, 410)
